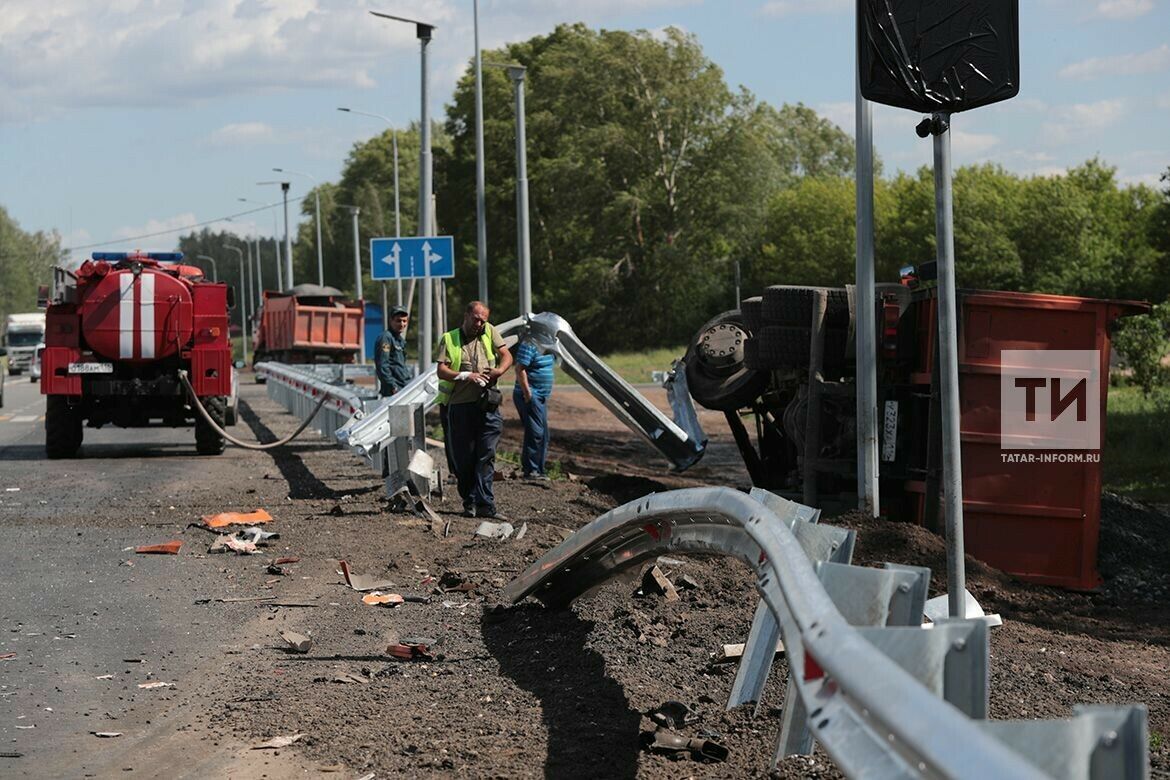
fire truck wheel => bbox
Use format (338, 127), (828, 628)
(761, 286), (851, 329)
(45, 396), (82, 459)
(684, 309), (769, 412)
(195, 397), (227, 456)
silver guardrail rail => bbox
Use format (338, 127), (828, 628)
(503, 487), (1148, 779)
(255, 362), (378, 438)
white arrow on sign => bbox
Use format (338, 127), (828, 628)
(422, 241), (444, 273)
(388, 242), (402, 275)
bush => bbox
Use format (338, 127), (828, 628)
(1113, 302), (1170, 395)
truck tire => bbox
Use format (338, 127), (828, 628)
(753, 325), (851, 373)
(195, 397), (227, 456)
(45, 396), (82, 459)
(761, 286), (851, 329)
(741, 296), (763, 335)
(684, 310), (769, 412)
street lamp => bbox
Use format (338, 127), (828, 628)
(488, 63), (533, 315)
(239, 197), (281, 294)
(194, 254), (217, 282)
(337, 106), (402, 312)
(257, 181), (293, 288)
(273, 167), (324, 287)
(222, 243), (250, 363)
(339, 204), (366, 364)
(473, 0), (489, 306)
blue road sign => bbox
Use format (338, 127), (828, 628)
(370, 236), (455, 280)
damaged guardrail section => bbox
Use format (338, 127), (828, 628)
(503, 487), (1148, 779)
(256, 362), (377, 438)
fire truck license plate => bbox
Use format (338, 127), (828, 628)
(68, 362), (114, 374)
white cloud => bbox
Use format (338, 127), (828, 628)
(1095, 0), (1153, 19)
(760, 0), (849, 17)
(1040, 99), (1125, 143)
(1117, 171), (1163, 188)
(951, 130), (999, 157)
(205, 122), (274, 146)
(112, 213), (199, 245)
(1059, 44), (1170, 79)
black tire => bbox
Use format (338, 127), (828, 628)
(761, 286), (851, 329)
(45, 395), (82, 459)
(753, 325), (852, 372)
(741, 296), (763, 335)
(685, 310), (769, 411)
(195, 396), (227, 456)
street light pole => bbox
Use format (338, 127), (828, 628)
(195, 254), (217, 282)
(371, 11), (436, 371)
(274, 168), (324, 286)
(337, 106), (403, 307)
(222, 244), (249, 363)
(341, 205), (366, 364)
(473, 0), (489, 305)
(508, 65), (532, 315)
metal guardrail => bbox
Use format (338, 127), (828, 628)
(503, 487), (1148, 779)
(255, 361), (378, 439)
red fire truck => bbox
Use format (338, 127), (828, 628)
(40, 251), (238, 458)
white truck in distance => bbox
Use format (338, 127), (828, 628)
(4, 313), (47, 376)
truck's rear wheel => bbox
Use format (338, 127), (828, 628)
(45, 396), (82, 459)
(195, 396), (226, 456)
(684, 310), (769, 411)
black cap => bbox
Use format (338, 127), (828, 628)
(390, 305), (409, 317)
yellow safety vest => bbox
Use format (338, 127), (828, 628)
(436, 325), (497, 405)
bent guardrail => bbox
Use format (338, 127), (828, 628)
(503, 487), (1147, 779)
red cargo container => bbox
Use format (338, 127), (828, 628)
(901, 289), (1147, 590)
(252, 284), (363, 365)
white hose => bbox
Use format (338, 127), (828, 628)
(178, 369), (328, 450)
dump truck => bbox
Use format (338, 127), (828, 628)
(251, 284), (364, 367)
(4, 312), (46, 376)
(39, 251), (238, 458)
(684, 270), (1146, 589)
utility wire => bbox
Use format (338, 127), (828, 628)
(64, 196), (309, 252)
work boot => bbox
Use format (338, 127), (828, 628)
(462, 503), (476, 518)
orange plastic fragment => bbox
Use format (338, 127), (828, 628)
(201, 509), (273, 529)
(135, 540), (182, 555)
(361, 592), (404, 607)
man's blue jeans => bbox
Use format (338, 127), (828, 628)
(447, 402), (503, 514)
(512, 391), (550, 476)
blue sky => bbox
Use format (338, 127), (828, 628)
(1, 0), (1167, 264)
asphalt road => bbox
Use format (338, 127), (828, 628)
(0, 379), (320, 779)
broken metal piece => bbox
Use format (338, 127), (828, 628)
(279, 630), (312, 654)
(923, 590), (1003, 628)
(386, 640), (438, 661)
(648, 701), (700, 729)
(474, 520), (514, 540)
(339, 560), (397, 592)
(135, 540), (182, 555)
(361, 592), (404, 607)
(642, 728), (729, 763)
(638, 565), (680, 602)
(238, 527), (280, 545)
(252, 733), (304, 750)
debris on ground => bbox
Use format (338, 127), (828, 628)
(637, 565), (680, 602)
(273, 556), (300, 565)
(279, 630), (312, 654)
(315, 670), (368, 685)
(438, 571), (478, 594)
(641, 727), (729, 762)
(339, 560), (397, 592)
(0, 653), (16, 661)
(202, 508), (273, 529)
(647, 701), (700, 729)
(675, 574), (701, 591)
(514, 522), (528, 540)
(387, 636), (443, 661)
(718, 640), (784, 664)
(209, 535), (259, 555)
(0, 752), (23, 758)
(237, 527), (280, 545)
(136, 681), (174, 690)
(90, 732), (122, 739)
(135, 540), (182, 555)
(361, 592), (404, 607)
(474, 520), (514, 540)
(266, 564), (290, 576)
(251, 733), (304, 750)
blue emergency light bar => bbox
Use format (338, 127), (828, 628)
(92, 251), (185, 263)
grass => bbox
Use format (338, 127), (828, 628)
(549, 344), (685, 386)
(1102, 382), (1170, 503)
(495, 448), (566, 480)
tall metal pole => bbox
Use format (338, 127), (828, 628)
(314, 188), (323, 286)
(281, 182), (293, 288)
(347, 206), (365, 364)
(195, 254), (217, 282)
(930, 113), (966, 619)
(418, 26), (434, 370)
(855, 73), (880, 518)
(509, 66), (532, 315)
(393, 129), (403, 308)
(253, 236), (263, 307)
(473, 0), (489, 305)
(223, 244), (249, 364)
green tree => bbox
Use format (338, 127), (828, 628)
(0, 206), (64, 327)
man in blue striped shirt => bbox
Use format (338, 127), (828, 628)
(512, 336), (555, 479)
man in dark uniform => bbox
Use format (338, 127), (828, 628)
(374, 306), (412, 397)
